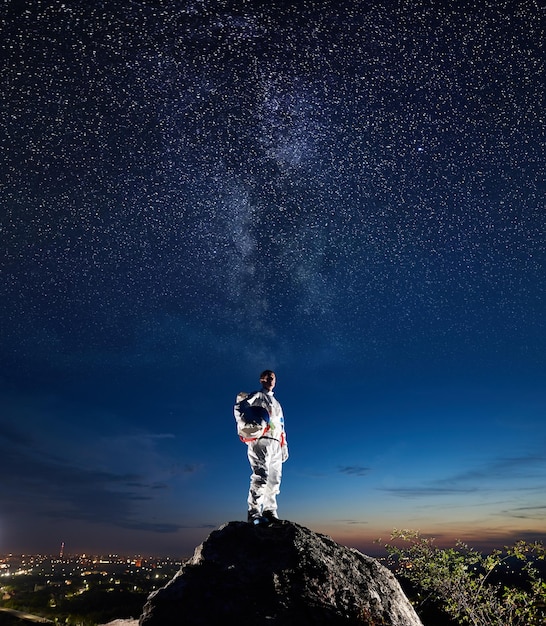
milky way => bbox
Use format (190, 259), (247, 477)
(1, 0), (546, 557)
(2, 0), (544, 369)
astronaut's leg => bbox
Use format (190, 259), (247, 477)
(262, 440), (283, 519)
(246, 439), (268, 520)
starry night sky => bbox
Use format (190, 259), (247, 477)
(1, 0), (545, 557)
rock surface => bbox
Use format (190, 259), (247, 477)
(139, 520), (423, 626)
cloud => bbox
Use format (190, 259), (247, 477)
(378, 451), (546, 499)
(0, 421), (32, 446)
(0, 417), (192, 535)
(498, 505), (546, 520)
(379, 487), (478, 498)
(44, 508), (210, 534)
(435, 453), (546, 486)
(338, 465), (371, 477)
(467, 529), (546, 552)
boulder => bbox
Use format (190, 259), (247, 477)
(139, 520), (423, 626)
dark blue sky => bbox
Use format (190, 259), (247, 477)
(1, 0), (545, 557)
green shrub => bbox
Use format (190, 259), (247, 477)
(382, 529), (546, 626)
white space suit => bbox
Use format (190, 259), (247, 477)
(234, 389), (288, 523)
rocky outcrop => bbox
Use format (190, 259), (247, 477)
(139, 521), (423, 626)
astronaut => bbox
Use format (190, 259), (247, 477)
(234, 370), (289, 525)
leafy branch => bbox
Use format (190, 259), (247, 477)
(381, 529), (545, 626)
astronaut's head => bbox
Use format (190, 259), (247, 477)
(260, 370), (276, 391)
